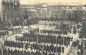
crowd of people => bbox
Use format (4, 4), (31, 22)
(4, 40), (64, 53)
(16, 33), (73, 46)
(3, 31), (73, 55)
(40, 30), (68, 35)
(4, 41), (64, 55)
(3, 48), (60, 55)
(4, 41), (24, 48)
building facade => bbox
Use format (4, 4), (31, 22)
(2, 0), (20, 24)
(1, 1), (86, 26)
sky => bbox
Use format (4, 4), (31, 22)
(0, 0), (86, 11)
(20, 0), (85, 5)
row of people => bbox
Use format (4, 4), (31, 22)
(16, 36), (37, 42)
(4, 40), (64, 53)
(23, 32), (72, 38)
(40, 30), (68, 35)
(3, 48), (60, 55)
(30, 43), (64, 53)
(16, 35), (72, 46)
(3, 49), (41, 55)
(4, 41), (24, 48)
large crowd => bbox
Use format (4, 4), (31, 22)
(16, 33), (72, 46)
(2, 22), (81, 55)
(3, 48), (58, 55)
(3, 30), (73, 55)
(40, 30), (68, 35)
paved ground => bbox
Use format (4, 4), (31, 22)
(67, 46), (77, 55)
(81, 48), (86, 55)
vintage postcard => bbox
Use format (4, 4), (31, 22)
(0, 0), (85, 55)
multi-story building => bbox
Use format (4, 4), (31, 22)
(2, 0), (20, 24)
(1, 2), (48, 25)
(1, 0), (86, 26)
(20, 5), (37, 19)
(35, 3), (48, 18)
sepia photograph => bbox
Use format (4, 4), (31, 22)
(0, 0), (86, 55)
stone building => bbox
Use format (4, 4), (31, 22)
(2, 0), (20, 24)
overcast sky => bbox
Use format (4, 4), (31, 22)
(0, 0), (86, 11)
(20, 0), (85, 5)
